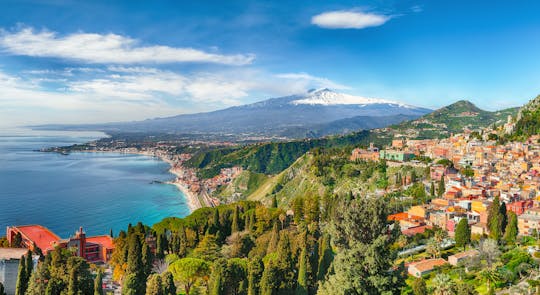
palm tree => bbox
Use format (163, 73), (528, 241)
(431, 273), (455, 295)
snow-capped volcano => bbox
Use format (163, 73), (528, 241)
(289, 88), (414, 108)
(40, 89), (431, 138)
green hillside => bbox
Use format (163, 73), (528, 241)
(389, 100), (518, 139)
(509, 95), (540, 140)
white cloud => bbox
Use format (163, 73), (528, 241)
(0, 66), (352, 127)
(311, 10), (390, 29)
(0, 28), (255, 65)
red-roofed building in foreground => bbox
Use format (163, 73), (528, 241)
(6, 225), (114, 263)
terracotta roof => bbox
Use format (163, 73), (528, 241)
(449, 250), (479, 259)
(409, 258), (447, 272)
(388, 212), (408, 221)
(402, 225), (432, 236)
(15, 225), (60, 252)
(86, 235), (114, 249)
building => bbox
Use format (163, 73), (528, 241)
(448, 250), (479, 266)
(0, 248), (38, 295)
(379, 150), (415, 162)
(6, 225), (114, 263)
(518, 208), (540, 236)
(408, 258), (447, 277)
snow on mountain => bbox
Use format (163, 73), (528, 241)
(289, 88), (415, 108)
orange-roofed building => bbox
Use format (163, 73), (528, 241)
(7, 225), (114, 263)
(6, 225), (60, 253)
(408, 258), (447, 277)
(388, 212), (409, 221)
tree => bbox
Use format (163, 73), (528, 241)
(499, 201), (508, 235)
(317, 235), (333, 281)
(161, 271), (176, 295)
(426, 238), (441, 258)
(142, 241), (153, 277)
(123, 234), (146, 295)
(479, 239), (501, 267)
(146, 274), (164, 295)
(437, 177), (445, 197)
(15, 255), (27, 295)
(247, 257), (263, 295)
(271, 195), (278, 208)
(25, 250), (33, 280)
(94, 270), (104, 295)
(430, 181), (435, 196)
(488, 196), (504, 240)
(480, 267), (502, 294)
(12, 232), (23, 248)
(317, 197), (406, 294)
(504, 211), (518, 245)
(232, 206), (241, 233)
(431, 273), (455, 295)
(169, 257), (210, 295)
(455, 218), (471, 250)
(296, 247), (308, 295)
(411, 277), (427, 295)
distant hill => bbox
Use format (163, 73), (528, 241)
(34, 89), (431, 139)
(387, 100), (519, 139)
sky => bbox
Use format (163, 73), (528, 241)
(1, 0), (540, 127)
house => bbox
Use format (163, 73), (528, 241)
(379, 150), (415, 162)
(448, 250), (479, 266)
(408, 258), (447, 277)
(6, 225), (114, 263)
(518, 208), (540, 236)
(0, 248), (39, 295)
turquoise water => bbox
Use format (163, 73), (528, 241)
(0, 129), (190, 238)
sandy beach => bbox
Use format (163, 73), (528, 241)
(159, 156), (203, 211)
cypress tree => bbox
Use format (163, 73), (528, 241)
(454, 218), (471, 250)
(437, 177), (445, 196)
(504, 211), (518, 245)
(67, 267), (78, 295)
(271, 195), (278, 208)
(161, 271), (176, 295)
(94, 270), (104, 295)
(296, 247), (308, 295)
(430, 182), (435, 196)
(124, 234), (146, 295)
(156, 233), (165, 260)
(317, 235), (333, 281)
(247, 257), (264, 295)
(25, 250), (33, 281)
(15, 255), (27, 295)
(0, 282), (4, 295)
(499, 202), (508, 235)
(110, 228), (114, 238)
(232, 205), (241, 233)
(142, 241), (153, 276)
(146, 274), (164, 295)
(267, 222), (279, 253)
(488, 196), (503, 240)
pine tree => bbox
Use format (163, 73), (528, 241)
(455, 218), (471, 250)
(296, 247), (308, 295)
(15, 255), (27, 295)
(94, 270), (103, 295)
(161, 272), (176, 295)
(504, 211), (518, 245)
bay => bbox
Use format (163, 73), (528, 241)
(0, 129), (190, 238)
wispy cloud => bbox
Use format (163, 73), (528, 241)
(0, 28), (255, 65)
(311, 10), (391, 29)
(276, 72), (351, 90)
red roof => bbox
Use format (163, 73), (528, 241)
(16, 225), (60, 252)
(388, 212), (409, 221)
(86, 235), (114, 249)
(402, 225), (432, 236)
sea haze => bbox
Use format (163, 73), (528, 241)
(0, 129), (190, 238)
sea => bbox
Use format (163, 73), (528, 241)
(0, 128), (191, 238)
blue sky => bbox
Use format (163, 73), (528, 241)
(1, 0), (540, 127)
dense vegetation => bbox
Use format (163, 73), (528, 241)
(185, 130), (391, 178)
(508, 95), (540, 141)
